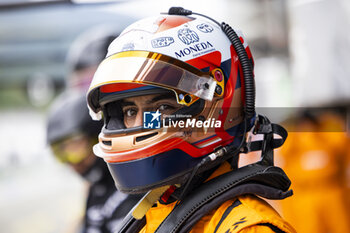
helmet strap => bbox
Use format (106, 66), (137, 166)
(131, 185), (171, 220)
(241, 114), (288, 166)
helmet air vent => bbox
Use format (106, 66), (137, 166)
(136, 132), (158, 142)
(102, 140), (112, 146)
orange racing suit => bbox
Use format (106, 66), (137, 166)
(140, 162), (296, 233)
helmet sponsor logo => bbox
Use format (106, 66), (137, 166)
(175, 41), (214, 59)
(122, 43), (135, 51)
(143, 111), (161, 129)
(151, 37), (175, 48)
(163, 117), (221, 129)
(196, 23), (214, 33)
(143, 111), (221, 129)
(178, 28), (199, 45)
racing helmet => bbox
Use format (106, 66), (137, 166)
(87, 9), (255, 194)
(65, 27), (118, 91)
(47, 91), (103, 173)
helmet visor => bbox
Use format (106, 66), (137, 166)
(88, 51), (217, 113)
(50, 134), (92, 164)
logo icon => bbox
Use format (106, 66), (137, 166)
(143, 110), (161, 129)
(151, 37), (174, 48)
(178, 28), (199, 45)
(122, 43), (135, 51)
(196, 23), (214, 33)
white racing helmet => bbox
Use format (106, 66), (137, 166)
(87, 10), (255, 193)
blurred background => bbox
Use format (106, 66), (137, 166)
(0, 0), (349, 232)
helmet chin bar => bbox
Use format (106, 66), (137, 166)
(117, 167), (191, 194)
(102, 125), (144, 136)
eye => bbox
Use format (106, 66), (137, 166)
(157, 104), (174, 112)
(124, 108), (137, 117)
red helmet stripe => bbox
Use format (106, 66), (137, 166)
(156, 16), (194, 33)
(100, 83), (146, 93)
(216, 45), (239, 140)
(185, 51), (222, 69)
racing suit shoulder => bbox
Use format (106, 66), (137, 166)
(205, 194), (296, 233)
(139, 195), (296, 233)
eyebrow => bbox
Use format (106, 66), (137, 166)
(120, 93), (176, 107)
(120, 101), (135, 108)
(148, 93), (176, 104)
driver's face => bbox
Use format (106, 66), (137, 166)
(121, 93), (182, 128)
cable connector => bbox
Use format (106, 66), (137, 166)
(208, 147), (227, 161)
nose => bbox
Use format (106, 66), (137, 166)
(134, 111), (143, 127)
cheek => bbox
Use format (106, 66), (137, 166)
(124, 117), (134, 128)
(124, 112), (143, 128)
